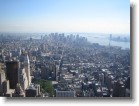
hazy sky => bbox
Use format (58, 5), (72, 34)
(0, 0), (130, 34)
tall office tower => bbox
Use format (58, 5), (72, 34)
(18, 67), (28, 90)
(0, 63), (6, 95)
(24, 54), (31, 86)
(6, 61), (19, 89)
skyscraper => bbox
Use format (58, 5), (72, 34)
(0, 63), (6, 95)
(18, 66), (28, 90)
(21, 53), (31, 86)
(6, 61), (19, 89)
(25, 54), (31, 85)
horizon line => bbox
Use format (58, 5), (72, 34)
(0, 31), (130, 35)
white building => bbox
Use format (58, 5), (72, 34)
(19, 68), (28, 90)
(24, 54), (31, 86)
(0, 65), (6, 95)
(3, 80), (15, 97)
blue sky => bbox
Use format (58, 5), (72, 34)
(0, 0), (130, 34)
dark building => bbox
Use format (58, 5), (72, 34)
(125, 77), (130, 89)
(6, 61), (19, 89)
(25, 84), (40, 97)
(112, 80), (126, 97)
(41, 63), (56, 81)
(25, 88), (37, 97)
(41, 65), (50, 80)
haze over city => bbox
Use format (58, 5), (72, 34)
(0, 0), (130, 34)
(0, 0), (130, 98)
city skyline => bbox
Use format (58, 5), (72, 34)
(0, 33), (130, 97)
(0, 0), (130, 34)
